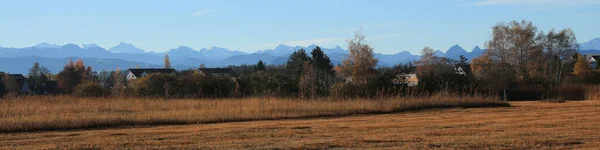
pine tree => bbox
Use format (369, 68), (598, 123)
(164, 54), (171, 68)
(310, 46), (334, 96)
(256, 60), (266, 71)
(285, 49), (311, 95)
(286, 49), (311, 80)
(459, 55), (468, 65)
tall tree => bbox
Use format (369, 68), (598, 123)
(164, 54), (171, 68)
(27, 62), (50, 93)
(286, 49), (311, 80)
(256, 60), (266, 71)
(285, 49), (311, 95)
(342, 31), (378, 85)
(310, 46), (334, 96)
(486, 20), (542, 82)
(542, 28), (578, 85)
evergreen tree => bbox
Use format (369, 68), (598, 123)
(459, 55), (468, 65)
(286, 49), (311, 80)
(256, 60), (266, 71)
(310, 46), (334, 96)
(285, 49), (311, 95)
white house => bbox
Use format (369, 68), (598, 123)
(454, 64), (471, 76)
(126, 68), (177, 80)
(586, 54), (600, 68)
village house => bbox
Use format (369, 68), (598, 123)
(125, 68), (177, 80)
(454, 64), (472, 76)
(0, 72), (31, 93)
(586, 54), (600, 68)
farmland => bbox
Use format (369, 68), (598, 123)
(1, 100), (598, 149)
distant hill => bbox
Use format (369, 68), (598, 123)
(3, 40), (600, 74)
(0, 56), (195, 74)
(580, 38), (600, 50)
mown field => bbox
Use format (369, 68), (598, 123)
(1, 100), (599, 149)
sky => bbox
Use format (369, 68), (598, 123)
(0, 0), (599, 54)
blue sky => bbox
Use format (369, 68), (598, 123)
(0, 0), (598, 54)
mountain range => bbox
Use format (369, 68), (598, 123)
(1, 38), (599, 74)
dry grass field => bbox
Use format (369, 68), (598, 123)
(0, 94), (506, 133)
(1, 100), (599, 149)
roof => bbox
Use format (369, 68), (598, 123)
(586, 54), (600, 61)
(10, 74), (26, 80)
(586, 55), (600, 63)
(454, 64), (472, 74)
(127, 68), (177, 78)
(199, 68), (234, 74)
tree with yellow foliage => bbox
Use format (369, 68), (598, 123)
(573, 53), (592, 78)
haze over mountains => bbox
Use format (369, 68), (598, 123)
(1, 38), (599, 74)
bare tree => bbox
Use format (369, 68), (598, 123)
(543, 29), (578, 85)
(486, 20), (542, 82)
(298, 62), (316, 99)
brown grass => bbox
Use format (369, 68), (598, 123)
(585, 85), (600, 100)
(0, 93), (508, 133)
(1, 100), (598, 149)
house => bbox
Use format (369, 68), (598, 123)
(586, 54), (600, 68)
(198, 68), (235, 78)
(0, 72), (31, 93)
(454, 64), (472, 76)
(125, 68), (177, 80)
(393, 73), (419, 87)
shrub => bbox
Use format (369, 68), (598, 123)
(73, 81), (108, 97)
(585, 85), (600, 100)
(129, 73), (178, 98)
(551, 85), (586, 100)
(0, 79), (5, 98)
(503, 88), (545, 101)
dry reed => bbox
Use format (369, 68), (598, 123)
(585, 85), (600, 100)
(0, 93), (508, 133)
